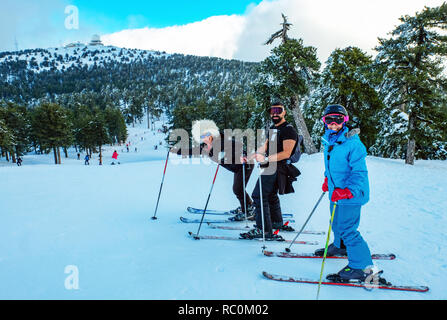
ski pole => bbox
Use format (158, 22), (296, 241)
(257, 162), (266, 250)
(242, 162), (248, 228)
(151, 149), (170, 220)
(316, 201), (337, 300)
(193, 164), (220, 238)
(285, 191), (326, 252)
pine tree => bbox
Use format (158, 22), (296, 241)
(307, 47), (384, 151)
(31, 102), (73, 164)
(257, 33), (321, 153)
(374, 3), (447, 163)
(0, 101), (31, 162)
(0, 118), (14, 160)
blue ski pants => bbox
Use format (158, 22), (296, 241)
(330, 202), (373, 269)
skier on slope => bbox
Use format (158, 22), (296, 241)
(112, 150), (119, 165)
(240, 101), (301, 240)
(171, 119), (256, 219)
(316, 104), (377, 282)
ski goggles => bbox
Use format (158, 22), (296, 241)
(322, 113), (349, 125)
(200, 132), (212, 140)
(269, 106), (284, 115)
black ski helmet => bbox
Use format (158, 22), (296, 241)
(323, 104), (348, 117)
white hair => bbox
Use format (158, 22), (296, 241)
(191, 119), (220, 144)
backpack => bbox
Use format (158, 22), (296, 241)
(289, 135), (303, 163)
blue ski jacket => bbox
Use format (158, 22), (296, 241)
(322, 127), (370, 206)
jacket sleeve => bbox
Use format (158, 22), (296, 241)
(344, 141), (369, 198)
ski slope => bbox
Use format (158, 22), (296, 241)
(0, 119), (446, 300)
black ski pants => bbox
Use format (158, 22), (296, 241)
(232, 164), (253, 212)
(252, 170), (282, 234)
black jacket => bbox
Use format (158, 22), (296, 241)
(277, 162), (301, 195)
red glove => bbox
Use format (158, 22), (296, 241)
(331, 188), (354, 202)
(322, 177), (329, 192)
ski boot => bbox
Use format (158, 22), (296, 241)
(314, 242), (347, 257)
(240, 227), (263, 239)
(240, 227), (284, 241)
(230, 204), (256, 221)
(326, 265), (389, 287)
(272, 221), (295, 232)
(229, 206), (242, 215)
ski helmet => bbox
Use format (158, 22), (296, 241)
(323, 104), (348, 117)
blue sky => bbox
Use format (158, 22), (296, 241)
(70, 0), (262, 32)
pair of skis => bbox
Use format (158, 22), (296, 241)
(188, 232), (318, 245)
(262, 271), (429, 293)
(186, 206), (294, 218)
(261, 252), (428, 293)
(181, 206), (296, 224)
(185, 208), (429, 293)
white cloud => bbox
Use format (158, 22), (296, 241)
(101, 0), (446, 63)
(101, 15), (246, 59)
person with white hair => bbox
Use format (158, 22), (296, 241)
(171, 119), (255, 219)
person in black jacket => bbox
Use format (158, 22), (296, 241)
(240, 101), (299, 240)
(171, 119), (255, 219)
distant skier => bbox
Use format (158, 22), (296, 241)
(77, 153), (80, 160)
(17, 157), (23, 166)
(84, 154), (90, 165)
(111, 150), (119, 165)
(315, 104), (376, 282)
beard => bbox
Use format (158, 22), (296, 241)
(271, 115), (283, 124)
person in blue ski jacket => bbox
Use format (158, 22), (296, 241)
(315, 104), (376, 282)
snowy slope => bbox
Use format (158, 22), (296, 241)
(0, 120), (446, 300)
(0, 46), (169, 75)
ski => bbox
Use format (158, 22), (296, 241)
(263, 250), (396, 260)
(262, 271), (429, 293)
(188, 232), (319, 245)
(187, 206), (293, 217)
(180, 216), (295, 224)
(207, 223), (324, 235)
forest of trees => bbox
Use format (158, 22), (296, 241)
(0, 4), (446, 165)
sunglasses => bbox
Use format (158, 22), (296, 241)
(322, 114), (349, 125)
(269, 106), (284, 115)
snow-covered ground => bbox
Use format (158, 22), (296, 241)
(0, 119), (446, 300)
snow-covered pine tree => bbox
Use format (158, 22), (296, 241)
(0, 101), (31, 162)
(373, 3), (447, 164)
(31, 102), (73, 164)
(304, 47), (384, 151)
(256, 36), (321, 154)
